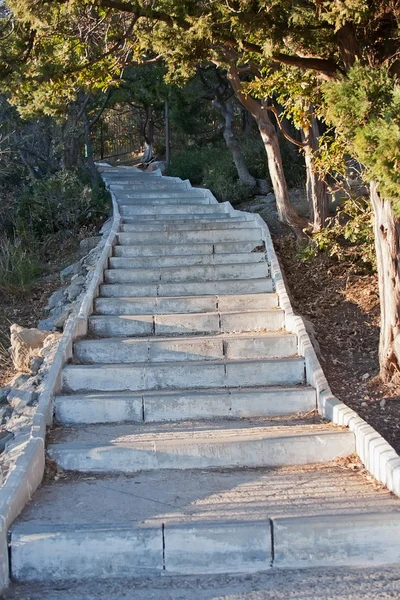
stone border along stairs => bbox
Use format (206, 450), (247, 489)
(2, 165), (400, 590)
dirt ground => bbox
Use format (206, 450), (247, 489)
(0, 237), (81, 386)
(275, 235), (400, 454)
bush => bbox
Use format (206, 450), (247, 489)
(166, 144), (253, 204)
(16, 170), (110, 240)
(165, 147), (205, 184)
(300, 195), (376, 271)
(0, 235), (40, 289)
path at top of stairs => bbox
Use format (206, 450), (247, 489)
(7, 167), (400, 591)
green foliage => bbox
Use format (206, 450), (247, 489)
(323, 64), (400, 212)
(301, 195), (376, 271)
(166, 144), (253, 204)
(16, 170), (110, 240)
(0, 235), (40, 289)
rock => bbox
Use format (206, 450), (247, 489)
(80, 237), (101, 257)
(100, 218), (113, 234)
(361, 372), (370, 381)
(53, 307), (72, 329)
(0, 405), (13, 426)
(30, 356), (43, 376)
(9, 324), (51, 371)
(46, 289), (66, 311)
(0, 387), (9, 404)
(0, 430), (14, 453)
(263, 192), (276, 204)
(60, 261), (83, 283)
(380, 399), (386, 409)
(83, 247), (102, 267)
(247, 204), (270, 213)
(9, 373), (30, 388)
(7, 383), (38, 412)
(71, 274), (85, 285)
(66, 281), (84, 302)
(146, 161), (166, 173)
(40, 333), (61, 357)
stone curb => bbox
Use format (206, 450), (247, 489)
(0, 166), (135, 592)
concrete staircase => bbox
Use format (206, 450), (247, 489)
(9, 168), (400, 584)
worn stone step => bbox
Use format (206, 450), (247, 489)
(108, 252), (265, 269)
(121, 213), (232, 221)
(115, 193), (209, 202)
(117, 228), (261, 244)
(120, 219), (252, 232)
(55, 386), (316, 425)
(99, 278), (273, 298)
(46, 420), (355, 474)
(94, 293), (279, 315)
(74, 332), (297, 364)
(88, 309), (284, 337)
(113, 240), (264, 257)
(62, 357), (305, 393)
(104, 263), (269, 284)
(119, 204), (229, 216)
(10, 465), (400, 583)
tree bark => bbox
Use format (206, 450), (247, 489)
(371, 182), (400, 383)
(228, 66), (308, 240)
(301, 116), (329, 231)
(214, 97), (257, 188)
(82, 109), (98, 182)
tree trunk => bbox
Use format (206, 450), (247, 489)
(215, 98), (257, 188)
(371, 182), (400, 382)
(227, 66), (308, 241)
(301, 117), (329, 231)
(82, 110), (98, 182)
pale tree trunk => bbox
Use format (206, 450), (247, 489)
(371, 182), (400, 382)
(301, 116), (329, 231)
(214, 98), (257, 188)
(228, 66), (308, 241)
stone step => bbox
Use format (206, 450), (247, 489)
(115, 193), (209, 201)
(62, 357), (306, 393)
(46, 419), (355, 474)
(119, 204), (229, 216)
(74, 332), (297, 364)
(121, 213), (232, 221)
(104, 263), (269, 284)
(12, 464), (400, 582)
(120, 219), (253, 232)
(99, 278), (273, 297)
(94, 293), (279, 315)
(108, 252), (265, 269)
(55, 386), (316, 425)
(113, 241), (264, 257)
(88, 309), (285, 337)
(117, 229), (262, 244)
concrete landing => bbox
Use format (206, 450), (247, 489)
(10, 465), (400, 581)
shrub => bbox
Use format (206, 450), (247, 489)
(300, 195), (376, 271)
(0, 235), (40, 289)
(16, 170), (110, 240)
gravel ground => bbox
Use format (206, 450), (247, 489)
(4, 567), (400, 600)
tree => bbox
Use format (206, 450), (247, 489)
(3, 0), (400, 380)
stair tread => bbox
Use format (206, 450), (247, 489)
(12, 465), (400, 532)
(56, 384), (315, 399)
(47, 417), (347, 446)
